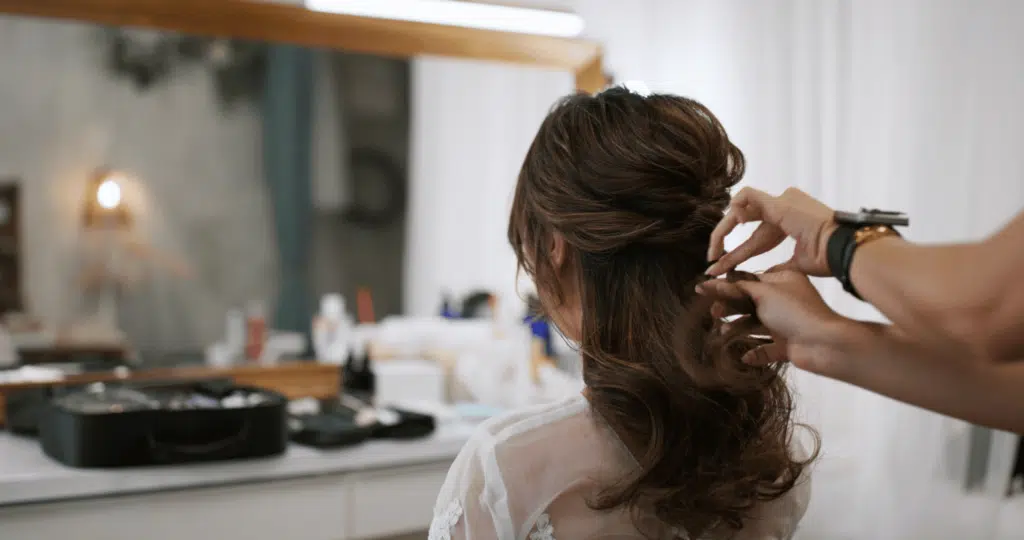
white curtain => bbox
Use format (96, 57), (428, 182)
(408, 1), (1024, 538)
(822, 3), (1024, 538)
(405, 57), (572, 317)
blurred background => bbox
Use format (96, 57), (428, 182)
(0, 1), (1021, 539)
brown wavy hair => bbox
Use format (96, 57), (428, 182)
(508, 88), (817, 537)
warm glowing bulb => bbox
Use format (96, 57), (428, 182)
(96, 179), (122, 210)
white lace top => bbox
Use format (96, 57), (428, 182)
(429, 394), (811, 540)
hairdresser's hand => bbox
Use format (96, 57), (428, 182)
(706, 187), (836, 277)
(698, 271), (852, 372)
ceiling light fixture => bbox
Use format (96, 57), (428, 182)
(305, 0), (585, 38)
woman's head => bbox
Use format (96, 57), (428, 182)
(508, 88), (813, 535)
(509, 87), (738, 340)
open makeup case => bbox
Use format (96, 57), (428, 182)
(10, 372), (437, 467)
(38, 379), (289, 468)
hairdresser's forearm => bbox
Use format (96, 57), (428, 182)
(849, 211), (1024, 361)
(805, 320), (1024, 433)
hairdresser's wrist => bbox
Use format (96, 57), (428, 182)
(814, 221), (840, 276)
(790, 316), (872, 379)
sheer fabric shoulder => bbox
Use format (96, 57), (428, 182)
(429, 394), (595, 540)
(428, 394), (812, 540)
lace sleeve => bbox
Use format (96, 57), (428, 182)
(429, 429), (510, 540)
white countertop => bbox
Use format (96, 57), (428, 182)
(0, 424), (474, 508)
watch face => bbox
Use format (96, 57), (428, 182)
(835, 209), (909, 227)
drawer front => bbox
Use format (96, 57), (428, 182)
(0, 476), (350, 540)
(347, 462), (452, 539)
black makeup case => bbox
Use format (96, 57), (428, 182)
(372, 407), (435, 440)
(288, 401), (435, 449)
(38, 380), (288, 468)
(288, 412), (374, 449)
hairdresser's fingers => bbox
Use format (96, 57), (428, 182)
(716, 315), (766, 337)
(724, 316), (773, 338)
(707, 189), (762, 261)
(732, 273), (803, 306)
(699, 282), (743, 319)
(728, 278), (772, 303)
(696, 278), (741, 297)
(706, 222), (787, 276)
(696, 280), (752, 314)
(707, 187), (781, 261)
(710, 301), (731, 319)
(764, 258), (800, 274)
(730, 187), (777, 218)
(711, 300), (746, 319)
(711, 301), (754, 319)
(707, 211), (741, 263)
(748, 270), (803, 286)
(698, 278), (745, 294)
(742, 342), (789, 365)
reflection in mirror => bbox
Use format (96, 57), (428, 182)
(0, 15), (409, 367)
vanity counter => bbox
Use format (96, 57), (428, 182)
(0, 425), (474, 540)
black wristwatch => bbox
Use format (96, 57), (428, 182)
(826, 208), (909, 299)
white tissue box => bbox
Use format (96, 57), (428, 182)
(374, 359), (446, 406)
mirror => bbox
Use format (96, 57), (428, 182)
(0, 15), (412, 365)
(0, 2), (600, 368)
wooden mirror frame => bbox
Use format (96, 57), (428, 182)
(0, 0), (607, 92)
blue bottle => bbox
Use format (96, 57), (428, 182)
(524, 314), (554, 357)
(440, 293), (458, 319)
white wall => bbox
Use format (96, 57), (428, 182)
(408, 1), (1024, 538)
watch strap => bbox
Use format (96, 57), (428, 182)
(826, 225), (855, 279)
(827, 224), (901, 300)
(827, 225), (864, 299)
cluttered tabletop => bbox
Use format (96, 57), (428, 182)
(0, 353), (480, 510)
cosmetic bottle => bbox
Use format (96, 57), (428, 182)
(440, 292), (458, 319)
(312, 293), (352, 365)
(244, 301), (266, 363)
(225, 308), (246, 362)
(342, 338), (376, 405)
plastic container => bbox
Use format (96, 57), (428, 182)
(313, 294), (353, 365)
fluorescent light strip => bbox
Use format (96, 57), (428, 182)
(305, 0), (585, 38)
